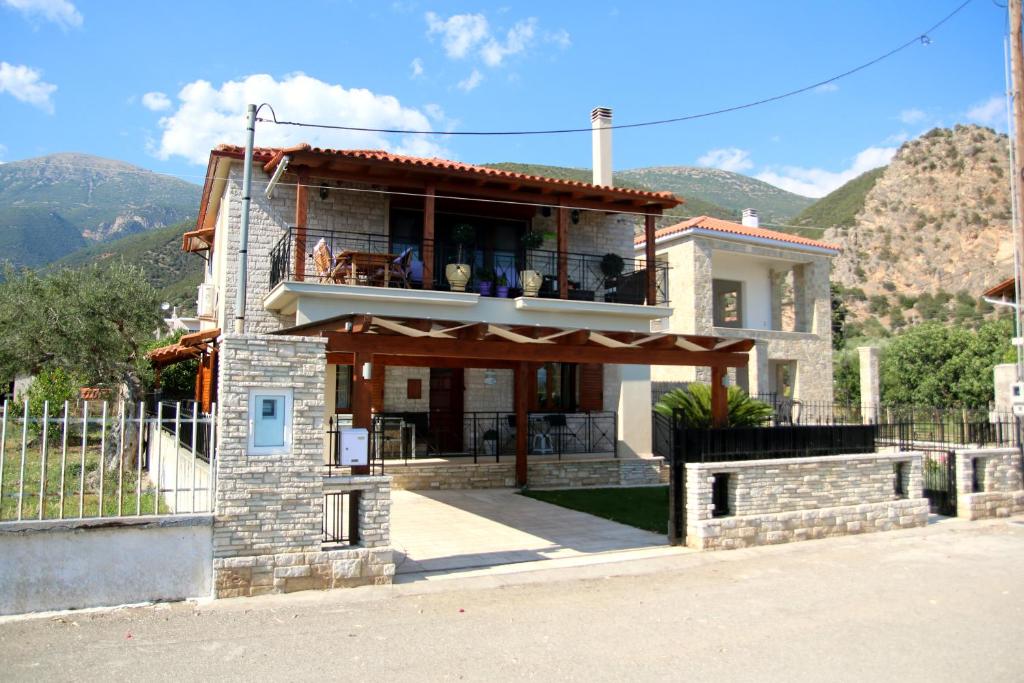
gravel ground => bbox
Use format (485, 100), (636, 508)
(1, 516), (1022, 682)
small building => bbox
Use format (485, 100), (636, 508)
(636, 209), (839, 404)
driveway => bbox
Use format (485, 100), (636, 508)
(390, 488), (667, 575)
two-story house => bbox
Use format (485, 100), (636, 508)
(637, 209), (839, 406)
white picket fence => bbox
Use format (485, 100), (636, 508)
(0, 399), (216, 523)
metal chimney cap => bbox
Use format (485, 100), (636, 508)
(591, 107), (613, 121)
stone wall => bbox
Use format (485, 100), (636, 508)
(385, 457), (666, 490)
(955, 447), (1024, 520)
(214, 333), (395, 598)
(685, 452), (928, 550)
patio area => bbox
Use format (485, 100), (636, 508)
(390, 489), (668, 576)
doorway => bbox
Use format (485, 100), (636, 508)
(429, 368), (464, 452)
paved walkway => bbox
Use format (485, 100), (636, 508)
(390, 488), (667, 576)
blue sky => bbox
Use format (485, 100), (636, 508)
(0, 0), (1012, 197)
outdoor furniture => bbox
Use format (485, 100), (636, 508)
(530, 416), (554, 454)
(388, 247), (415, 288)
(335, 250), (398, 287)
(311, 239), (350, 283)
(544, 413), (568, 455)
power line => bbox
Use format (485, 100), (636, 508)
(256, 0), (974, 137)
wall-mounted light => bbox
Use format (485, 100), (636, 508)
(362, 362), (373, 380)
(319, 185), (330, 200)
(571, 209), (580, 224)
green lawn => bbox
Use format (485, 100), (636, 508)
(521, 486), (669, 534)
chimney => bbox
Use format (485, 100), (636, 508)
(741, 208), (759, 228)
(591, 107), (613, 187)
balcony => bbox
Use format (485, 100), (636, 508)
(269, 227), (668, 306)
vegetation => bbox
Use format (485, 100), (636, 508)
(791, 167), (885, 230)
(520, 486), (668, 534)
(654, 384), (772, 428)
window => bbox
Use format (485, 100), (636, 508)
(335, 365), (352, 413)
(713, 280), (743, 328)
(536, 362), (578, 411)
(248, 388), (293, 455)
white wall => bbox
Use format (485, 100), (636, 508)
(147, 425), (212, 513)
(710, 251), (773, 330)
(0, 516), (212, 615)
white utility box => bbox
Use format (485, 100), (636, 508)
(339, 427), (369, 467)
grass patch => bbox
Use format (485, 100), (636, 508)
(521, 486), (668, 534)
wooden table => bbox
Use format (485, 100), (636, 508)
(336, 250), (397, 287)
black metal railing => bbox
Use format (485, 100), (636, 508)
(676, 422), (879, 463)
(152, 400), (214, 463)
(323, 490), (360, 546)
(269, 227), (668, 304)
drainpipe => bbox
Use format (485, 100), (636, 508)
(234, 103), (257, 334)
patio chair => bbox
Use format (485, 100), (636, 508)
(544, 413), (568, 457)
(388, 247), (415, 288)
(311, 239), (349, 284)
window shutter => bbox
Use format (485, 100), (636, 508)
(578, 364), (603, 411)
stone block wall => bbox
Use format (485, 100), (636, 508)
(955, 447), (1024, 520)
(685, 452), (928, 550)
(214, 333), (394, 598)
(384, 457), (665, 490)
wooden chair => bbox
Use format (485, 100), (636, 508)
(311, 239), (348, 283)
(389, 248), (415, 288)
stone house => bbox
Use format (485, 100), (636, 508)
(637, 210), (839, 405)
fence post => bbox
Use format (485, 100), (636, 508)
(17, 399), (28, 521)
(98, 402), (107, 517)
(155, 402), (163, 515)
(37, 401), (48, 520)
(0, 400), (6, 517)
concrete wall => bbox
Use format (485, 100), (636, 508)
(147, 424), (212, 513)
(710, 251), (773, 330)
(384, 457), (666, 490)
(955, 447), (1024, 520)
(0, 515), (212, 616)
(685, 452), (929, 550)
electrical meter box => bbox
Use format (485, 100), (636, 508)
(339, 427), (369, 467)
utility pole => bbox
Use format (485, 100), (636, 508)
(1010, 0), (1024, 380)
(234, 103), (257, 335)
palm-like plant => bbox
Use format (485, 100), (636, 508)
(654, 384), (772, 428)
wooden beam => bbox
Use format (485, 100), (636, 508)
(710, 366), (728, 428)
(423, 185), (435, 290)
(399, 318), (434, 333)
(645, 212), (657, 305)
(515, 362), (529, 487)
(541, 329), (590, 345)
(323, 332), (749, 367)
(295, 169), (310, 281)
(557, 201), (569, 300)
(379, 356), (517, 370)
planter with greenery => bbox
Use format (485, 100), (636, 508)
(600, 252), (626, 302)
(446, 223), (474, 292)
(476, 266), (495, 296)
(495, 273), (510, 298)
(654, 384), (772, 428)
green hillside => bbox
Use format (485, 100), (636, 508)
(791, 167), (886, 231)
(50, 219), (203, 311)
(0, 207), (87, 269)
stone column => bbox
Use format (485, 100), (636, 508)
(858, 346), (880, 423)
(769, 269), (787, 331)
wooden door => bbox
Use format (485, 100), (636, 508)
(429, 368), (464, 452)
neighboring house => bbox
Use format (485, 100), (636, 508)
(636, 210), (839, 404)
(162, 307), (201, 337)
(154, 108), (756, 473)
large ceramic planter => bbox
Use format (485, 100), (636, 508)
(446, 263), (471, 292)
(520, 270), (543, 297)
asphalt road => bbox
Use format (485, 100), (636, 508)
(1, 517), (1022, 682)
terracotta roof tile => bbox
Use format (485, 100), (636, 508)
(635, 215), (840, 252)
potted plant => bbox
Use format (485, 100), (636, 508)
(519, 230), (545, 297)
(446, 223), (474, 292)
(476, 266), (494, 296)
(495, 273), (510, 298)
(600, 252), (625, 302)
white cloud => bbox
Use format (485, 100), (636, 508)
(545, 28), (571, 49)
(480, 18), (536, 66)
(814, 82), (839, 94)
(425, 11), (490, 59)
(899, 108), (926, 125)
(0, 62), (56, 113)
(410, 57), (424, 78)
(697, 148), (754, 173)
(456, 69), (483, 92)
(756, 146), (897, 198)
(152, 72), (447, 165)
(883, 131), (909, 145)
(966, 95), (1007, 127)
(141, 91), (171, 111)
(1, 0), (81, 28)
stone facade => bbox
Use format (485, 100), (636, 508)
(955, 447), (1024, 520)
(649, 233), (834, 403)
(685, 452), (929, 550)
(214, 333), (394, 598)
(385, 457), (667, 490)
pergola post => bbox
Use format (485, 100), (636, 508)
(294, 170), (309, 281)
(557, 200), (569, 300)
(515, 361), (529, 486)
(351, 351), (372, 475)
(645, 212), (657, 305)
(422, 185), (435, 289)
(710, 366), (728, 428)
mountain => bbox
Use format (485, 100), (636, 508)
(0, 153), (200, 267)
(822, 125), (1012, 336)
(483, 162), (770, 222)
(50, 219), (203, 312)
(790, 167), (885, 233)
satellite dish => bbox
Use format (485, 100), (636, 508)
(160, 302), (171, 312)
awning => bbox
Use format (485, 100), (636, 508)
(983, 277), (1015, 301)
(147, 328), (221, 368)
(182, 227), (215, 253)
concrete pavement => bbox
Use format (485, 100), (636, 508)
(1, 516), (1022, 681)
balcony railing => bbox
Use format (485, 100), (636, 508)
(269, 227), (668, 304)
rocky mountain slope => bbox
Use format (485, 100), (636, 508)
(817, 125), (1012, 334)
(0, 153), (200, 267)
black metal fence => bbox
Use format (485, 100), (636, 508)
(323, 490), (360, 546)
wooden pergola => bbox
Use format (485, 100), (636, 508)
(277, 314), (753, 485)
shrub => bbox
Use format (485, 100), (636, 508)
(653, 384), (772, 428)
